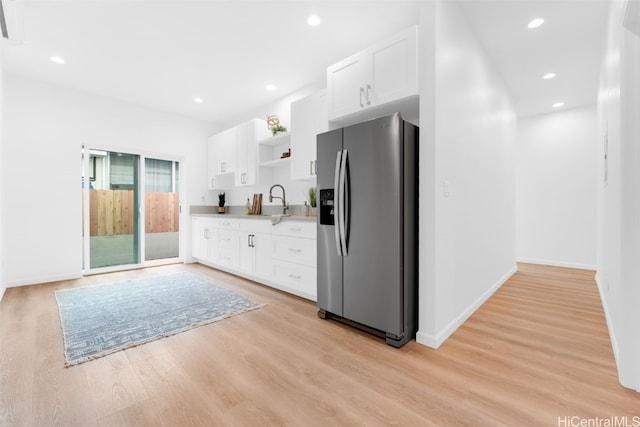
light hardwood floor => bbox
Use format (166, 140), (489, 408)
(1, 262), (638, 426)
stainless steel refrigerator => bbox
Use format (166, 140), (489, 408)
(317, 113), (417, 347)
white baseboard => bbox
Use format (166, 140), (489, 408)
(416, 264), (518, 349)
(517, 257), (596, 271)
(594, 273), (620, 369)
(5, 272), (82, 288)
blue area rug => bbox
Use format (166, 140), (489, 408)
(55, 272), (263, 366)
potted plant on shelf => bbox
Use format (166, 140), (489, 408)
(271, 124), (287, 136)
(218, 192), (226, 214)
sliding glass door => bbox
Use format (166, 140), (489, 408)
(86, 150), (140, 269)
(82, 148), (181, 272)
(144, 158), (180, 262)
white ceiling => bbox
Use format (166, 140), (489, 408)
(1, 1), (609, 123)
(458, 0), (609, 118)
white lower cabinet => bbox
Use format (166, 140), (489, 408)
(191, 216), (316, 300)
(272, 221), (317, 300)
(274, 263), (316, 298)
(191, 217), (218, 263)
(239, 221), (275, 281)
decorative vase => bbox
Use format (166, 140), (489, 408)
(310, 207), (317, 217)
(218, 206), (225, 214)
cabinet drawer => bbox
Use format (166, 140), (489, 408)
(218, 219), (240, 230)
(272, 221), (316, 239)
(274, 262), (317, 298)
(273, 236), (316, 267)
(218, 230), (238, 249)
(218, 248), (239, 270)
(239, 219), (272, 233)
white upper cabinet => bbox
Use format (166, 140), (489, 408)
(211, 128), (236, 175)
(235, 119), (270, 187)
(290, 90), (328, 181)
(207, 119), (269, 189)
(207, 128), (236, 190)
(327, 25), (418, 122)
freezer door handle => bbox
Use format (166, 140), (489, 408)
(339, 149), (348, 256)
(334, 150), (343, 256)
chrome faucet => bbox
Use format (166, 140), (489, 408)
(269, 184), (289, 214)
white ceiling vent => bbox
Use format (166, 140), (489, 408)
(623, 0), (640, 37)
(0, 0), (24, 43)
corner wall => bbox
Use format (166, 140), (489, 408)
(2, 75), (216, 287)
(597, 0), (640, 391)
(0, 39), (4, 301)
(516, 106), (598, 270)
(417, 0), (517, 348)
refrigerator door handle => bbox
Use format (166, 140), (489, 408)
(339, 149), (348, 256)
(334, 150), (343, 256)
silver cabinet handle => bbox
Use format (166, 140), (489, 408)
(288, 274), (302, 280)
(247, 234), (251, 247)
(288, 227), (302, 232)
(359, 87), (364, 108)
(288, 248), (302, 253)
(310, 161), (313, 175)
(210, 178), (215, 188)
(366, 84), (372, 105)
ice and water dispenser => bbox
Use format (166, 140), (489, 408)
(319, 189), (335, 226)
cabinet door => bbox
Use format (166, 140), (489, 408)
(291, 90), (328, 181)
(191, 218), (218, 262)
(216, 128), (237, 174)
(204, 227), (218, 264)
(206, 137), (217, 190)
(327, 52), (367, 120)
(191, 217), (204, 259)
(369, 26), (417, 107)
(238, 232), (254, 275)
(253, 232), (274, 280)
(235, 121), (255, 186)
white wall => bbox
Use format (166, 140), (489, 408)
(417, 0), (517, 348)
(597, 0), (640, 391)
(516, 106), (597, 270)
(1, 74), (216, 287)
(0, 39), (5, 301)
(214, 81), (325, 208)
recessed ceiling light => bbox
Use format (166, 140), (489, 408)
(552, 102), (565, 108)
(527, 18), (545, 29)
(307, 15), (321, 27)
(266, 84), (277, 91)
(50, 56), (65, 64)
(543, 72), (556, 79)
(194, 97), (204, 104)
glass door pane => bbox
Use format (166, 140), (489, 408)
(88, 150), (140, 269)
(144, 158), (180, 261)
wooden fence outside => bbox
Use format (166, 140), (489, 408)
(89, 190), (179, 236)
